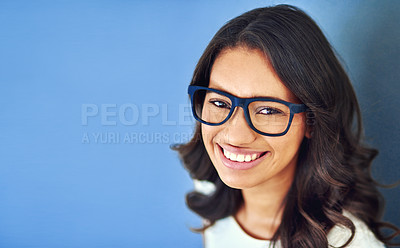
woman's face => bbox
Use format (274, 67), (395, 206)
(202, 46), (309, 190)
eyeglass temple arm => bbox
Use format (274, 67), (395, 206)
(291, 104), (308, 113)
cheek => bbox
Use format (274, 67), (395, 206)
(270, 135), (301, 155)
(201, 124), (217, 155)
(290, 113), (307, 129)
(270, 116), (306, 155)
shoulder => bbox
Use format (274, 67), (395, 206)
(327, 210), (385, 248)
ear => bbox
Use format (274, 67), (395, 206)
(305, 123), (312, 139)
(303, 109), (314, 139)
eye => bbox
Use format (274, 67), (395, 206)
(209, 99), (231, 109)
(258, 107), (283, 115)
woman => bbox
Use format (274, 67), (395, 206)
(173, 4), (400, 248)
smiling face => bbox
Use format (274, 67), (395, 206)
(201, 46), (309, 190)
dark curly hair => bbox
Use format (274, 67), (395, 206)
(173, 4), (400, 248)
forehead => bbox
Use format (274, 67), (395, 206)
(209, 47), (298, 103)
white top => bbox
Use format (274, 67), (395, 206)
(204, 211), (385, 248)
(193, 180), (385, 248)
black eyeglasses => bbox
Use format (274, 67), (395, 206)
(188, 85), (308, 137)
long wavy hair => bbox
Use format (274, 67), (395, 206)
(172, 4), (399, 248)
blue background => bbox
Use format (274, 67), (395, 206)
(0, 0), (399, 247)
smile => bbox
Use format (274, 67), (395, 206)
(223, 149), (262, 162)
(218, 144), (269, 170)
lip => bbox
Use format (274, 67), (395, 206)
(217, 144), (269, 170)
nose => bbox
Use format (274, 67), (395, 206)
(222, 107), (257, 145)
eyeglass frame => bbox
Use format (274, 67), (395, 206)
(188, 85), (308, 137)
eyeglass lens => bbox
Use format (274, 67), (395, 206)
(193, 89), (291, 134)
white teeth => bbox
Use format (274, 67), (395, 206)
(224, 149), (230, 158)
(223, 148), (262, 162)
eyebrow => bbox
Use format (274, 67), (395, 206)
(210, 86), (288, 102)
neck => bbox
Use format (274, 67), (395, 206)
(235, 162), (296, 240)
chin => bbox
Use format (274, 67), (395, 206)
(213, 165), (261, 190)
(221, 179), (253, 190)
